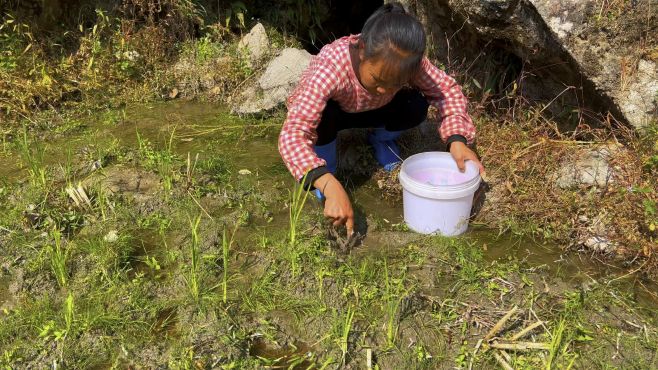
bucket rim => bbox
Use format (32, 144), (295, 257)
(399, 152), (481, 199)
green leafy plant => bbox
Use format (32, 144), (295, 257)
(0, 15), (33, 72)
(136, 128), (178, 194)
(223, 2), (247, 29)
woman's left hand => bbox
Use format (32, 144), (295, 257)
(449, 141), (485, 174)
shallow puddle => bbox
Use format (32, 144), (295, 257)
(152, 307), (178, 337)
(126, 229), (175, 279)
(249, 337), (314, 369)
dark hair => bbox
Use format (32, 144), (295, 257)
(360, 2), (426, 84)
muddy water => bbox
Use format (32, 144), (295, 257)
(2, 101), (656, 313)
(249, 338), (313, 368)
(0, 276), (10, 308)
(355, 190), (658, 309)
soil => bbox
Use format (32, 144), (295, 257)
(0, 102), (656, 369)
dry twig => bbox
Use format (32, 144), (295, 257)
(484, 305), (519, 340)
(490, 341), (551, 351)
(510, 321), (545, 341)
(493, 351), (514, 370)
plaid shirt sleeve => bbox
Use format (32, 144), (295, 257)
(412, 57), (476, 144)
(278, 58), (340, 181)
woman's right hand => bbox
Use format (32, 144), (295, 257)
(313, 173), (354, 236)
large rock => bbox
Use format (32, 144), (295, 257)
(233, 48), (312, 115)
(553, 143), (621, 189)
(398, 0), (657, 129)
(238, 23), (269, 62)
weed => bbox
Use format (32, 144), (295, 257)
(545, 318), (576, 369)
(93, 182), (112, 221)
(136, 128), (178, 194)
(288, 174), (310, 246)
(222, 225), (238, 304)
(185, 152), (199, 189)
(17, 127), (47, 188)
(185, 215), (202, 304)
(222, 2), (248, 30)
(58, 146), (75, 186)
(315, 266), (332, 300)
(63, 292), (74, 337)
(338, 305), (355, 365)
(48, 228), (68, 288)
(384, 261), (406, 348)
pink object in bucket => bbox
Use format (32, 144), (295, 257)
(398, 152), (481, 235)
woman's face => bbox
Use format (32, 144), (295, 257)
(357, 48), (406, 96)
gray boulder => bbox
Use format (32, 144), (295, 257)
(554, 144), (619, 189)
(398, 0), (657, 128)
(233, 48), (312, 115)
(238, 23), (269, 62)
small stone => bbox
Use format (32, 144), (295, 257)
(104, 230), (119, 243)
(584, 236), (616, 253)
(209, 86), (221, 96)
(238, 23), (269, 62)
(91, 160), (102, 171)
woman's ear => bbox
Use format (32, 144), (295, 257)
(356, 40), (366, 60)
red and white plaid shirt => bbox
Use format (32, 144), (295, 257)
(278, 35), (476, 181)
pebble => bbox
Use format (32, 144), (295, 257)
(104, 230), (119, 243)
(584, 236), (616, 253)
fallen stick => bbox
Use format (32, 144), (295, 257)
(499, 349), (513, 363)
(187, 190), (214, 220)
(510, 321), (545, 341)
(493, 351), (514, 370)
(468, 339), (483, 370)
(484, 305), (519, 341)
(491, 341), (551, 351)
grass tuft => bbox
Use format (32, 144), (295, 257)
(185, 215), (202, 304)
(48, 228), (68, 288)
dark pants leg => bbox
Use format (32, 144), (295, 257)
(315, 88), (430, 146)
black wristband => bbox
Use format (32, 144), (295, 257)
(446, 134), (467, 151)
(301, 166), (330, 190)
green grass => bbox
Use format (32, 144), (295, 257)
(338, 305), (355, 365)
(185, 215), (202, 304)
(2, 102), (657, 368)
(17, 127), (47, 188)
(222, 226), (237, 304)
(288, 174), (311, 247)
(136, 128), (179, 195)
(383, 261), (406, 348)
(48, 228), (68, 288)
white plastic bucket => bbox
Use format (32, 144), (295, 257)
(398, 152), (481, 235)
